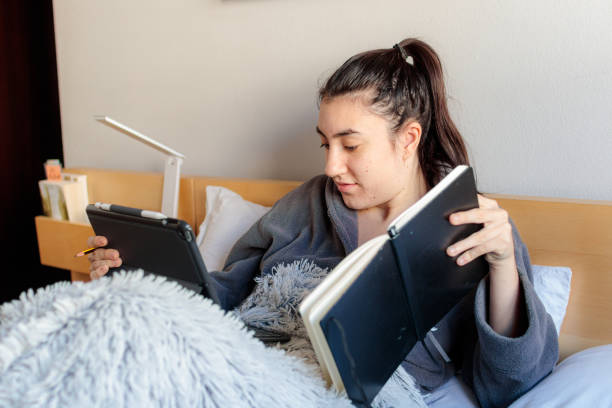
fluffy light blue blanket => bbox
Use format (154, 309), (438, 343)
(0, 263), (425, 407)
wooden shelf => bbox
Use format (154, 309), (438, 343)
(35, 216), (94, 281)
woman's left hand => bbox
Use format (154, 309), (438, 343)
(446, 194), (524, 336)
(445, 194), (516, 274)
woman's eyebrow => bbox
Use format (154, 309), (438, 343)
(315, 127), (359, 138)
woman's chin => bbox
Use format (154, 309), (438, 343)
(339, 193), (369, 211)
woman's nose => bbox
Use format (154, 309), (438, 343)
(324, 148), (346, 178)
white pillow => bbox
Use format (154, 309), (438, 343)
(531, 265), (572, 334)
(510, 345), (612, 407)
(196, 186), (270, 271)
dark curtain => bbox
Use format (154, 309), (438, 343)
(0, 1), (69, 303)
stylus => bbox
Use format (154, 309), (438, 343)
(94, 202), (168, 220)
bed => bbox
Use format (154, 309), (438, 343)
(32, 167), (612, 406)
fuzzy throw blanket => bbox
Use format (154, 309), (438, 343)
(0, 262), (426, 408)
(237, 259), (426, 407)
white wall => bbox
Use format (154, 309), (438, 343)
(53, 0), (612, 201)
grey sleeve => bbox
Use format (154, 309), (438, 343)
(207, 217), (271, 311)
(208, 201), (298, 311)
(465, 221), (559, 408)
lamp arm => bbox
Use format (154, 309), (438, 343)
(95, 116), (185, 158)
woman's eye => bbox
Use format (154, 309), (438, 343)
(320, 143), (329, 150)
(344, 145), (358, 152)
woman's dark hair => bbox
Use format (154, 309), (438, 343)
(319, 38), (469, 189)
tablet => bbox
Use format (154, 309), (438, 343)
(86, 202), (291, 345)
(86, 203), (220, 304)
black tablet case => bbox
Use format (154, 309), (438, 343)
(320, 167), (488, 406)
(86, 205), (220, 305)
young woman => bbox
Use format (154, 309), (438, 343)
(87, 38), (558, 407)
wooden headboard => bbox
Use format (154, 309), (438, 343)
(490, 195), (612, 360)
(63, 168), (301, 235)
(37, 168), (612, 361)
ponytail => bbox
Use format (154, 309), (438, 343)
(319, 38), (469, 189)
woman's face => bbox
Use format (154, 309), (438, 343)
(317, 94), (419, 212)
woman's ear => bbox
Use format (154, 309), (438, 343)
(397, 121), (422, 161)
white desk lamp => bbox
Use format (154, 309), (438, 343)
(94, 115), (185, 218)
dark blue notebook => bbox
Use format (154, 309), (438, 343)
(299, 165), (488, 406)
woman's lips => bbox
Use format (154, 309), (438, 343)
(335, 182), (357, 193)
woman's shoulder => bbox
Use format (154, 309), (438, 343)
(286, 174), (329, 197)
(256, 175), (332, 228)
(270, 174), (330, 209)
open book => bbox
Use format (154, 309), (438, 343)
(299, 165), (488, 405)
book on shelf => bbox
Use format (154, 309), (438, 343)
(61, 172), (89, 216)
(43, 159), (62, 181)
(39, 173), (90, 224)
(299, 165), (488, 406)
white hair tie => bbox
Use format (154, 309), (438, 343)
(393, 43), (415, 66)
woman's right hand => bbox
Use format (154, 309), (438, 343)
(87, 236), (122, 279)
